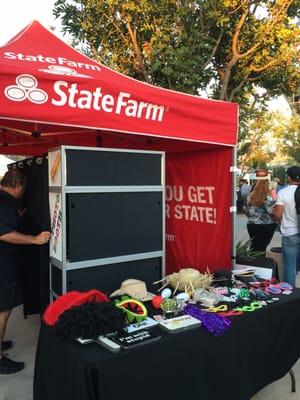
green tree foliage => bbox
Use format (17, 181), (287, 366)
(54, 1), (299, 169)
(53, 0), (300, 102)
(53, 0), (214, 94)
(272, 113), (300, 162)
(238, 110), (300, 172)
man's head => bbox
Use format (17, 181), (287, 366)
(286, 166), (300, 184)
(1, 169), (27, 199)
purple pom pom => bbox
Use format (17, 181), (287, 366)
(184, 304), (231, 336)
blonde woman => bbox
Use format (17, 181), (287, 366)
(245, 179), (277, 255)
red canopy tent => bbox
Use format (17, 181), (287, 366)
(0, 21), (238, 274)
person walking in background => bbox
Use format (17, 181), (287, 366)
(240, 179), (251, 210)
(245, 179), (277, 255)
(274, 166), (300, 287)
(274, 177), (285, 193)
(0, 169), (51, 374)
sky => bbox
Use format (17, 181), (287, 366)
(0, 0), (62, 46)
(0, 0), (291, 115)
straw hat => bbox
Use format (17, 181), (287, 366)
(110, 279), (154, 301)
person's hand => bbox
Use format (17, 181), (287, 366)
(33, 231), (51, 245)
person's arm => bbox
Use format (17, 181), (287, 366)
(0, 231), (51, 245)
(273, 204), (284, 221)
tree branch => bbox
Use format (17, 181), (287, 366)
(219, 68), (231, 100)
(126, 22), (149, 82)
(248, 76), (260, 82)
(229, 77), (248, 101)
(239, 132), (258, 174)
(231, 5), (263, 61)
(237, 42), (260, 60)
(231, 7), (249, 59)
(250, 59), (277, 73)
(219, 2), (265, 100)
(228, 0), (249, 15)
(271, 0), (293, 26)
(202, 30), (223, 70)
(105, 11), (129, 45)
(90, 44), (102, 63)
(199, 5), (205, 33)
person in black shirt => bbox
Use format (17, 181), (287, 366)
(0, 169), (50, 374)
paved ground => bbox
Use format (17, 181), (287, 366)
(0, 214), (299, 400)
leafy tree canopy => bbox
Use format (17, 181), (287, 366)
(54, 1), (299, 169)
(54, 0), (300, 104)
(238, 110), (300, 172)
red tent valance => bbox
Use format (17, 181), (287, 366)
(0, 21), (238, 155)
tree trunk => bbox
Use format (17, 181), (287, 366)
(219, 67), (232, 101)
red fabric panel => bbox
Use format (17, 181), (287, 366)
(166, 148), (233, 274)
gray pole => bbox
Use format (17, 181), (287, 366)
(232, 145), (237, 267)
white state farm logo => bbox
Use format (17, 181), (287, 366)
(4, 74), (166, 122)
(4, 52), (101, 73)
(5, 74), (48, 104)
(38, 65), (92, 78)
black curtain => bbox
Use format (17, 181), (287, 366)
(13, 157), (50, 316)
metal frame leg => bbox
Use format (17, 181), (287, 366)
(288, 369), (296, 392)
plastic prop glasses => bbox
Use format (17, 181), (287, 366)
(115, 297), (148, 323)
(250, 280), (293, 294)
(218, 310), (243, 317)
(234, 301), (262, 312)
(205, 304), (228, 313)
(266, 286), (281, 295)
(279, 282), (293, 291)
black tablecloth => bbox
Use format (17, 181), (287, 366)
(34, 291), (300, 400)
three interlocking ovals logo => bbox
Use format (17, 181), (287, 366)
(5, 74), (48, 104)
(39, 65), (92, 78)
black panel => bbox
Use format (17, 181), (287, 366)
(67, 192), (162, 262)
(67, 258), (161, 295)
(17, 157), (51, 315)
(66, 149), (161, 186)
(66, 150), (115, 186)
(51, 264), (62, 296)
(114, 152), (161, 185)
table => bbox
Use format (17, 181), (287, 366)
(34, 290), (300, 400)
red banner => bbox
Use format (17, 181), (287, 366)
(166, 148), (233, 274)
